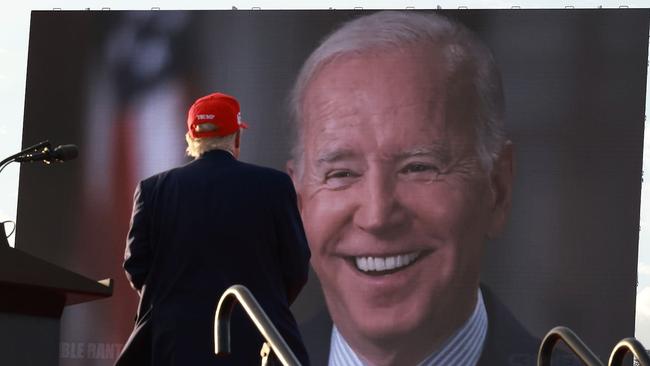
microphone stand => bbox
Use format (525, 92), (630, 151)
(0, 140), (51, 174)
(0, 140), (51, 247)
(1, 221), (9, 248)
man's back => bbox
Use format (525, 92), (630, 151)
(125, 149), (310, 365)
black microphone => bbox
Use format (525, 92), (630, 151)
(50, 144), (79, 162)
(14, 144), (79, 163)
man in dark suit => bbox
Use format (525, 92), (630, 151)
(286, 11), (558, 366)
(117, 92), (311, 365)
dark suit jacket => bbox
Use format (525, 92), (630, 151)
(120, 149), (311, 365)
(300, 287), (548, 366)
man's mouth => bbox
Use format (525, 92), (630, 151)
(352, 251), (421, 275)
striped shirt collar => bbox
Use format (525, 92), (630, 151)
(328, 289), (488, 366)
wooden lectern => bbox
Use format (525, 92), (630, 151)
(0, 240), (113, 365)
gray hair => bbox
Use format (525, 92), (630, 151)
(289, 11), (505, 176)
(185, 132), (237, 158)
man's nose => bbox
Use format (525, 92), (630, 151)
(353, 169), (408, 236)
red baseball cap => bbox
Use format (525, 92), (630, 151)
(187, 92), (248, 138)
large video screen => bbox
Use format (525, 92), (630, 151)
(17, 9), (649, 365)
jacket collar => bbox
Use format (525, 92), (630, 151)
(197, 149), (236, 161)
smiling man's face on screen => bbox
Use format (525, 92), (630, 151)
(290, 41), (513, 364)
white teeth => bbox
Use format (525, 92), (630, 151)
(395, 255), (403, 267)
(385, 256), (395, 270)
(367, 258), (376, 271)
(375, 257), (386, 271)
(354, 252), (421, 273)
(358, 257), (368, 271)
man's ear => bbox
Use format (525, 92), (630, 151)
(487, 141), (514, 239)
(235, 130), (241, 148)
(286, 159), (303, 211)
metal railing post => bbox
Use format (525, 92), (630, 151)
(538, 326), (604, 366)
(608, 338), (650, 366)
(214, 284), (301, 366)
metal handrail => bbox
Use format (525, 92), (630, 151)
(538, 326), (604, 366)
(214, 284), (301, 366)
(609, 338), (650, 366)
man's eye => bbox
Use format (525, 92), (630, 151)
(402, 163), (437, 173)
(400, 163), (442, 181)
(326, 170), (357, 180)
(324, 170), (359, 188)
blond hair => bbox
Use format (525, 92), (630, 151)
(185, 132), (237, 158)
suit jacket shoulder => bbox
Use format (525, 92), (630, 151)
(478, 286), (540, 366)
